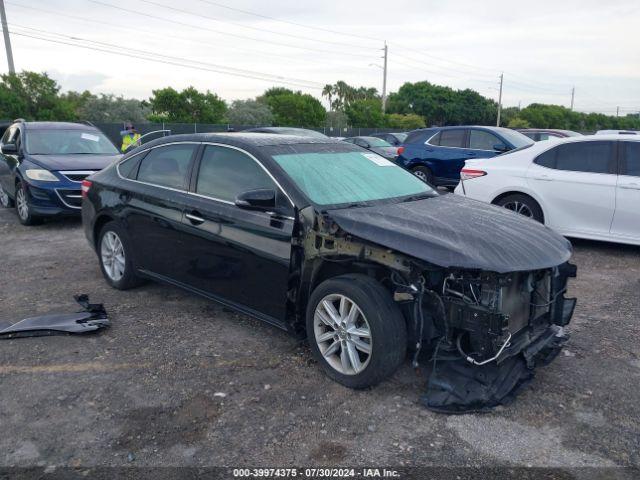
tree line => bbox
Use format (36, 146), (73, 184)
(1, 71), (638, 132)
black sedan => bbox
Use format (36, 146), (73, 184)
(82, 133), (576, 409)
(342, 136), (399, 161)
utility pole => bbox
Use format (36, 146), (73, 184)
(616, 106), (620, 117)
(0, 0), (14, 74)
(570, 86), (575, 111)
(496, 72), (503, 127)
(381, 41), (388, 114)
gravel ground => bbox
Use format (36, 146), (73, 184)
(0, 206), (638, 473)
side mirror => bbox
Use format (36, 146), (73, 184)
(235, 188), (276, 211)
(1, 143), (17, 154)
(493, 143), (510, 153)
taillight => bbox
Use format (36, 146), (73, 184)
(81, 179), (92, 198)
(460, 168), (487, 181)
(397, 146), (405, 155)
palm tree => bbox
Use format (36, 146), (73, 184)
(322, 84), (334, 111)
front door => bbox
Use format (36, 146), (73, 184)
(610, 141), (640, 240)
(180, 144), (294, 324)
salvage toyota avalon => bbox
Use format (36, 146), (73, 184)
(82, 133), (577, 411)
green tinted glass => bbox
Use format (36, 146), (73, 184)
(273, 151), (433, 206)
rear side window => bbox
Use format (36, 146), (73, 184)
(196, 146), (275, 202)
(118, 153), (144, 179)
(555, 141), (613, 174)
(622, 142), (640, 177)
(534, 147), (557, 168)
(436, 129), (466, 148)
(136, 144), (196, 189)
(469, 130), (501, 150)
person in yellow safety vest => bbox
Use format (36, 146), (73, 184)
(120, 123), (141, 152)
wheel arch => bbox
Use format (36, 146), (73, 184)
(92, 213), (116, 249)
(491, 190), (546, 223)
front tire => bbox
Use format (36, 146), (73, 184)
(306, 274), (407, 389)
(496, 193), (544, 223)
(98, 221), (143, 290)
(15, 181), (42, 226)
(0, 184), (14, 208)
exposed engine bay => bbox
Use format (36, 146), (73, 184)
(295, 207), (577, 412)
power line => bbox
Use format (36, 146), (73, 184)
(8, 27), (326, 90)
(194, 0), (380, 43)
(86, 0), (377, 60)
(138, 0), (377, 51)
(5, 1), (372, 69)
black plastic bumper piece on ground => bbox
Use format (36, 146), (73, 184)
(422, 327), (568, 414)
(0, 295), (109, 339)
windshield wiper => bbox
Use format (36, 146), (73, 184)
(399, 193), (436, 203)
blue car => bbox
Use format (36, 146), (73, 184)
(396, 126), (534, 187)
(0, 121), (121, 225)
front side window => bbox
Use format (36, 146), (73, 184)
(469, 130), (501, 150)
(622, 142), (640, 177)
(555, 141), (613, 174)
(25, 129), (119, 155)
(136, 144), (196, 189)
(196, 146), (275, 202)
(436, 129), (466, 148)
(272, 149), (434, 206)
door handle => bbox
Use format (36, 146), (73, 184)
(464, 152), (476, 156)
(532, 175), (553, 181)
(185, 211), (205, 225)
(619, 183), (640, 190)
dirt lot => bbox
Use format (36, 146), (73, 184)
(0, 205), (639, 472)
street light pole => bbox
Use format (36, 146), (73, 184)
(496, 72), (503, 127)
(570, 86), (575, 111)
(382, 41), (388, 113)
(0, 0), (15, 74)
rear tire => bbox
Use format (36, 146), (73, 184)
(15, 181), (42, 226)
(306, 274), (407, 389)
(496, 193), (544, 223)
(98, 221), (143, 290)
(411, 166), (434, 185)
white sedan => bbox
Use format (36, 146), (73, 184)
(454, 135), (640, 246)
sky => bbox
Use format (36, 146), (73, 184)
(1, 0), (639, 115)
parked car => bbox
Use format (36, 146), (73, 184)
(517, 129), (582, 141)
(342, 136), (399, 160)
(82, 132), (576, 407)
(371, 132), (407, 146)
(595, 130), (638, 135)
(243, 127), (327, 138)
(454, 135), (640, 246)
(0, 121), (121, 225)
(396, 126), (534, 187)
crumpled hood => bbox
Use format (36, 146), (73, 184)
(326, 194), (572, 273)
(28, 154), (121, 171)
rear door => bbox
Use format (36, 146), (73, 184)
(429, 128), (469, 182)
(179, 144), (295, 324)
(120, 142), (199, 277)
(527, 141), (617, 234)
(610, 141), (640, 240)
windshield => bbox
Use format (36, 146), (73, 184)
(394, 133), (408, 142)
(26, 129), (119, 155)
(497, 128), (535, 149)
(364, 137), (393, 147)
(272, 150), (435, 207)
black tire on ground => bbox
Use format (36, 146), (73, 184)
(14, 181), (42, 226)
(495, 193), (544, 223)
(411, 166), (434, 185)
(0, 184), (14, 208)
(306, 274), (407, 389)
(97, 221), (144, 290)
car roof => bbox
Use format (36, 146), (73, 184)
(22, 121), (100, 131)
(133, 132), (341, 150)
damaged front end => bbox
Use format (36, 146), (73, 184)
(296, 205), (577, 413)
